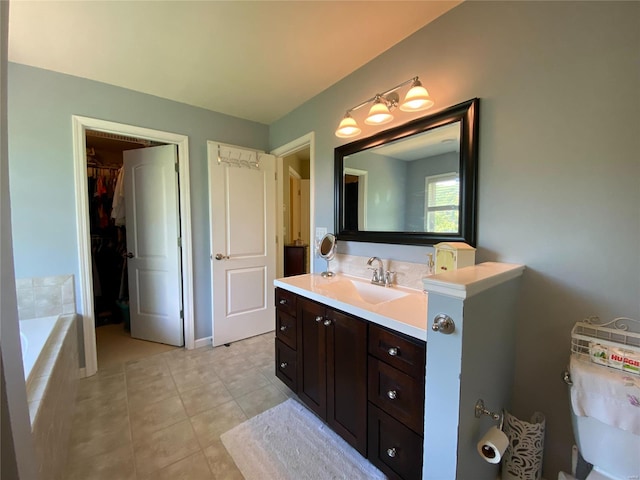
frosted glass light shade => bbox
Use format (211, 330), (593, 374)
(365, 101), (393, 125)
(400, 82), (434, 112)
(335, 115), (361, 138)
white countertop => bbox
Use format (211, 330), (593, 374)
(274, 273), (428, 340)
(422, 261), (525, 299)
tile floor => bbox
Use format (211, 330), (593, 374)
(64, 331), (293, 479)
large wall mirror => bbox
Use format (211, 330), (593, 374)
(335, 98), (478, 246)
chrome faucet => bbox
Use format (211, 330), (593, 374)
(367, 257), (389, 286)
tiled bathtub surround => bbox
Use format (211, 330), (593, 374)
(30, 314), (79, 480)
(15, 274), (75, 320)
(331, 253), (432, 290)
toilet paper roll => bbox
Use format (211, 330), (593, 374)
(477, 426), (509, 464)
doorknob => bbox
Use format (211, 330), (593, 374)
(125, 252), (134, 258)
(214, 253), (230, 260)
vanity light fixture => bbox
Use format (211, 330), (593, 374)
(335, 76), (434, 138)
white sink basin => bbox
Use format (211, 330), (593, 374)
(319, 278), (409, 305)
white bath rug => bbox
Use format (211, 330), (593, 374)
(220, 398), (385, 480)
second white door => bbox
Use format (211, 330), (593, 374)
(208, 142), (276, 346)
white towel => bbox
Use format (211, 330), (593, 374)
(570, 355), (640, 435)
(111, 166), (126, 226)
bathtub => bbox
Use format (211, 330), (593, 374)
(18, 314), (79, 480)
(19, 315), (60, 386)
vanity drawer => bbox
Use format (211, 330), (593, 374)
(368, 357), (424, 435)
(275, 338), (297, 392)
(276, 309), (297, 349)
(275, 287), (297, 317)
(368, 404), (423, 480)
(369, 324), (425, 379)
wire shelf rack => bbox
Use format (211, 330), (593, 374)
(571, 317), (640, 373)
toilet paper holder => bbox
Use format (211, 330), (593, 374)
(474, 399), (504, 429)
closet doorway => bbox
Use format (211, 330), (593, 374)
(73, 116), (195, 377)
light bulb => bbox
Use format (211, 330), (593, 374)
(365, 100), (393, 125)
(335, 114), (361, 138)
(400, 80), (434, 112)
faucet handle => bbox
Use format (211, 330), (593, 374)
(384, 271), (396, 286)
(368, 267), (380, 282)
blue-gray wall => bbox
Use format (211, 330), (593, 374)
(8, 63), (269, 340)
(345, 151), (406, 231)
(269, 2), (640, 476)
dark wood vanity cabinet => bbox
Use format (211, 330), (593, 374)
(297, 296), (368, 455)
(367, 324), (426, 480)
(274, 288), (425, 478)
(275, 288), (298, 391)
(283, 244), (307, 276)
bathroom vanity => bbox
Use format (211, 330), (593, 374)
(274, 262), (524, 480)
(274, 274), (426, 479)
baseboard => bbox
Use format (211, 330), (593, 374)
(194, 336), (212, 349)
(78, 367), (87, 378)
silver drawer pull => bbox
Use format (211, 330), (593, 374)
(387, 447), (397, 458)
(280, 325), (288, 331)
(323, 319), (332, 327)
(387, 390), (397, 400)
(280, 362), (288, 369)
(388, 347), (398, 356)
(315, 316), (323, 322)
(279, 299), (287, 305)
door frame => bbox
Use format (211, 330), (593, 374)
(72, 115), (195, 377)
(272, 132), (315, 277)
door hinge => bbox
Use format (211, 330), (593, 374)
(175, 162), (179, 173)
(178, 237), (182, 248)
(275, 172), (277, 181)
(180, 309), (184, 319)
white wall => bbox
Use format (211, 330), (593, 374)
(269, 2), (640, 476)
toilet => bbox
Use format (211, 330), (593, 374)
(561, 357), (640, 480)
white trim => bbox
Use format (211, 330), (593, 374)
(271, 132), (316, 274)
(288, 166), (302, 180)
(194, 337), (212, 349)
(72, 116), (195, 377)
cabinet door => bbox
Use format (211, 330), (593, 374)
(327, 308), (368, 455)
(297, 297), (327, 419)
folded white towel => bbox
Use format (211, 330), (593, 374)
(570, 355), (640, 435)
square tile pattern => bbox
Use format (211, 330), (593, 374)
(65, 332), (294, 479)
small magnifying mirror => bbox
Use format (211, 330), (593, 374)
(318, 233), (337, 278)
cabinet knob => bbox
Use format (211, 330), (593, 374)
(323, 319), (332, 327)
(387, 347), (398, 356)
(387, 390), (397, 400)
(279, 325), (288, 331)
(280, 362), (288, 369)
(315, 316), (323, 323)
(387, 447), (397, 458)
(279, 299), (287, 305)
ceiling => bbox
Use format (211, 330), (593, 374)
(8, 1), (461, 125)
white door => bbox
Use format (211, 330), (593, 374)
(208, 142), (276, 346)
(124, 145), (183, 346)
